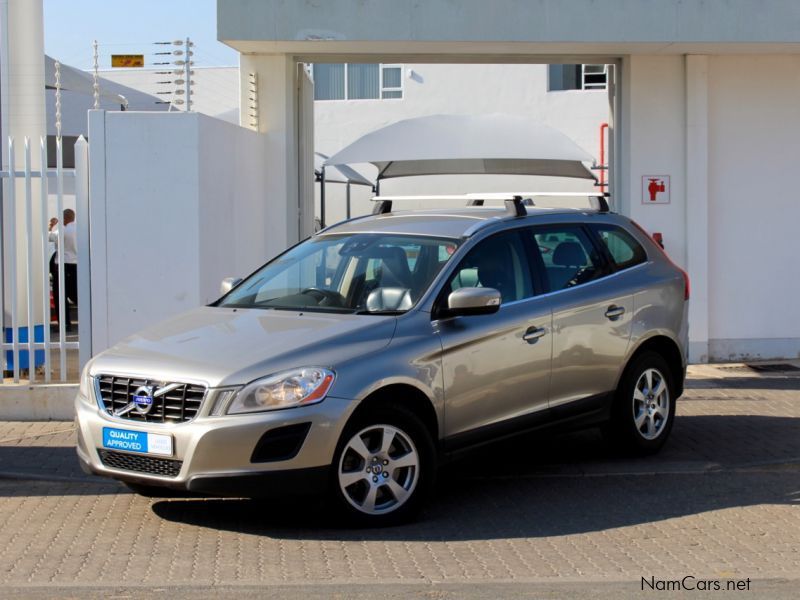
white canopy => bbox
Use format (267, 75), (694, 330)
(315, 152), (373, 186)
(325, 113), (597, 181)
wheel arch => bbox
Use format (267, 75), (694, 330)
(348, 383), (440, 446)
(619, 334), (686, 397)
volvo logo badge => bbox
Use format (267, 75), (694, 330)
(132, 385), (155, 414)
(112, 382), (181, 418)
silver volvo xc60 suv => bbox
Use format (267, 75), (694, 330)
(76, 197), (689, 525)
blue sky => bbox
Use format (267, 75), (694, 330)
(44, 0), (238, 71)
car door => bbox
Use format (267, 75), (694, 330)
(434, 229), (553, 447)
(526, 224), (634, 412)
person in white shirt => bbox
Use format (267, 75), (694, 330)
(48, 209), (78, 331)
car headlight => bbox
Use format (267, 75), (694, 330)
(226, 367), (335, 415)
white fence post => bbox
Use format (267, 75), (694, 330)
(7, 137), (20, 382)
(23, 138), (35, 382)
(75, 136), (91, 370)
(39, 136), (51, 381)
(87, 110), (107, 355)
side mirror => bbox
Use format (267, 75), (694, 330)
(447, 287), (501, 317)
(220, 277), (242, 295)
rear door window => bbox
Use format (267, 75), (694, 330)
(591, 225), (648, 271)
(526, 226), (608, 292)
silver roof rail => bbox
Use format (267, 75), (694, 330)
(372, 194), (528, 217)
(371, 192), (610, 215)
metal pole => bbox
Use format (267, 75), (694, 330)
(184, 37), (190, 112)
(7, 137), (18, 381)
(1, 6), (6, 352)
(54, 61), (62, 140)
(55, 135), (65, 380)
(23, 138), (33, 381)
(320, 166), (326, 228)
(346, 182), (351, 220)
(39, 135), (49, 381)
(92, 40), (99, 109)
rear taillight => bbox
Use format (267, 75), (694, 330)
(681, 269), (690, 300)
(630, 220), (690, 300)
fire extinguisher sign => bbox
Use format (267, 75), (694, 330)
(642, 175), (670, 204)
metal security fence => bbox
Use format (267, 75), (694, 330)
(0, 135), (89, 384)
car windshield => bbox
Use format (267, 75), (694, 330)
(219, 233), (461, 314)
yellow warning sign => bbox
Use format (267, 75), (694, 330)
(111, 55), (144, 68)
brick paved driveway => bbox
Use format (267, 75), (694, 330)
(0, 367), (798, 598)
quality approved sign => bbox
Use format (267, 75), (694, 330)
(102, 427), (173, 456)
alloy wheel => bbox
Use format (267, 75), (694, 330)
(337, 424), (420, 515)
(632, 368), (670, 440)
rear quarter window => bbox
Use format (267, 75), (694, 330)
(591, 225), (647, 271)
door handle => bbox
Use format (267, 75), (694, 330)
(605, 305), (626, 320)
(523, 326), (547, 343)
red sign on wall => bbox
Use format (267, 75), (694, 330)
(642, 175), (670, 204)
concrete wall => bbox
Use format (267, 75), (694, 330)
(316, 63), (609, 223)
(706, 56), (800, 360)
(218, 0), (800, 50)
(88, 111), (277, 352)
(622, 54), (800, 362)
(623, 56), (687, 267)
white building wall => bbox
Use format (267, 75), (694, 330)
(623, 56), (687, 267)
(88, 111), (276, 352)
(623, 54), (800, 362)
(315, 63), (609, 222)
(706, 55), (800, 360)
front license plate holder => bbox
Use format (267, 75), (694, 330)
(102, 427), (173, 456)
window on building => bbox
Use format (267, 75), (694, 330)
(548, 64), (608, 91)
(313, 63), (404, 100)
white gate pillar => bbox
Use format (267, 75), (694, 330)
(239, 54), (300, 247)
(685, 55), (710, 363)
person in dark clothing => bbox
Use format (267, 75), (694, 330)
(49, 209), (78, 331)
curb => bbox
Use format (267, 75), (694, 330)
(0, 384), (77, 420)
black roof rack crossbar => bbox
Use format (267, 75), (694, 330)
(592, 194), (610, 213)
(373, 200), (392, 214)
(504, 196), (527, 217)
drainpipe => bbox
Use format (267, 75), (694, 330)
(319, 165), (326, 228)
(599, 122), (609, 191)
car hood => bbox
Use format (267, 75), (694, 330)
(91, 306), (398, 388)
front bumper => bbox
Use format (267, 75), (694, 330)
(75, 390), (356, 498)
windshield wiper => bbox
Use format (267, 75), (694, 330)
(354, 309), (405, 315)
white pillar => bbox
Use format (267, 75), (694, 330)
(685, 55), (710, 363)
(0, 0), (46, 368)
(239, 54), (299, 247)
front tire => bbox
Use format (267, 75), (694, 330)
(331, 405), (435, 526)
(605, 351), (676, 455)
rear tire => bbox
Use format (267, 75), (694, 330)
(604, 351), (676, 455)
(330, 404), (435, 526)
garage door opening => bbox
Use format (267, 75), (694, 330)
(302, 61), (619, 227)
